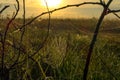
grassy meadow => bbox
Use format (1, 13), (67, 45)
(0, 18), (120, 80)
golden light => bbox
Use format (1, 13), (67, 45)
(41, 0), (62, 8)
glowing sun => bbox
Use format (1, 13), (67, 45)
(41, 0), (62, 8)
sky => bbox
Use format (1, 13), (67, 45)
(0, 0), (120, 19)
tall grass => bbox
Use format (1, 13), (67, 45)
(0, 19), (120, 80)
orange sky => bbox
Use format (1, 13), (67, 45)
(0, 0), (120, 18)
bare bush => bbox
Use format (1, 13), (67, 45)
(0, 0), (120, 80)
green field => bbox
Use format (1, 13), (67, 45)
(0, 18), (120, 80)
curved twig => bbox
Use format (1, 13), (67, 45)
(30, 0), (51, 57)
(9, 0), (26, 70)
(0, 5), (9, 14)
(1, 0), (20, 76)
(9, 0), (51, 70)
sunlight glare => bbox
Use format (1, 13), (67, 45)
(41, 0), (62, 8)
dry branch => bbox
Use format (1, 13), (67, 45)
(0, 5), (9, 14)
(0, 0), (120, 80)
(83, 0), (113, 80)
(12, 2), (102, 33)
(9, 0), (51, 71)
(30, 0), (51, 57)
(107, 9), (120, 19)
(108, 9), (120, 13)
(9, 1), (120, 79)
(1, 0), (20, 79)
